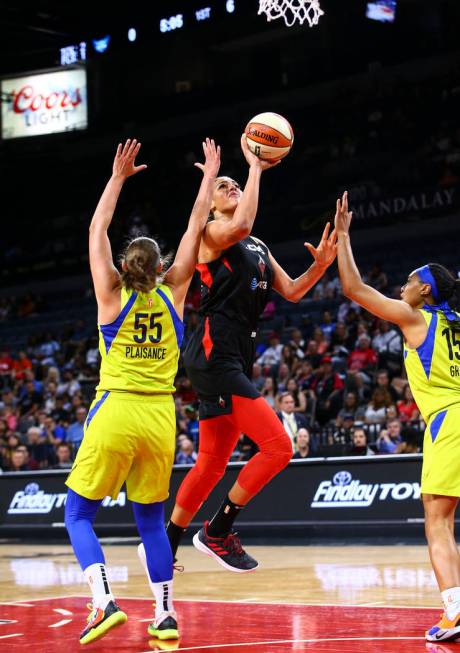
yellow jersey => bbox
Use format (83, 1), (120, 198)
(96, 284), (183, 394)
(404, 307), (460, 423)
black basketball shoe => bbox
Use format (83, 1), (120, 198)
(192, 521), (258, 573)
(147, 611), (179, 640)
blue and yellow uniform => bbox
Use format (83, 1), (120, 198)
(66, 284), (184, 503)
(404, 306), (460, 496)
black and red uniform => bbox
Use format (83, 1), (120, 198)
(184, 236), (273, 415)
(176, 236), (292, 516)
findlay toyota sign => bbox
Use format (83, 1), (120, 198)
(311, 470), (421, 509)
(8, 482), (125, 515)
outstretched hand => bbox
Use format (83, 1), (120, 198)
(304, 222), (337, 270)
(240, 133), (281, 171)
(113, 139), (147, 179)
(194, 138), (221, 178)
(335, 191), (353, 235)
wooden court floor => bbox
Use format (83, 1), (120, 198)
(0, 542), (448, 652)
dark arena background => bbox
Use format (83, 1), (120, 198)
(1, 1), (460, 651)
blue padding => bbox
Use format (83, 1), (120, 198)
(156, 287), (184, 348)
(416, 312), (438, 379)
(65, 488), (104, 570)
(100, 291), (138, 354)
(132, 501), (173, 582)
(85, 391), (110, 430)
(430, 409), (447, 443)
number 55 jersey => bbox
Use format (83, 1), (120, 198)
(404, 307), (460, 424)
(97, 284), (184, 395)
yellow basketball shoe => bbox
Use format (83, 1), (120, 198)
(147, 611), (179, 640)
(426, 611), (460, 642)
(80, 600), (128, 645)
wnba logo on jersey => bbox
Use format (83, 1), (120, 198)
(251, 277), (268, 291)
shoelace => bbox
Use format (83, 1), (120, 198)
(223, 532), (243, 555)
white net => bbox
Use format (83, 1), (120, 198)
(258, 0), (324, 28)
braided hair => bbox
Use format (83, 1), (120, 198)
(427, 263), (460, 312)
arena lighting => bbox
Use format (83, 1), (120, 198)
(127, 28), (137, 42)
(92, 35), (111, 53)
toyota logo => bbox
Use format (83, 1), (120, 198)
(333, 471), (352, 486)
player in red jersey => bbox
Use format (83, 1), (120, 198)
(139, 134), (337, 572)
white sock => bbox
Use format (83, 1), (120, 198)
(152, 580), (174, 619)
(138, 543), (174, 619)
(83, 562), (114, 610)
(442, 587), (460, 620)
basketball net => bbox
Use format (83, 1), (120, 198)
(258, 0), (324, 28)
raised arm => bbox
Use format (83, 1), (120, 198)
(268, 223), (338, 303)
(89, 139), (147, 312)
(335, 191), (424, 333)
(163, 138), (221, 315)
(203, 134), (280, 251)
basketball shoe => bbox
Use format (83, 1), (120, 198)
(148, 610), (179, 640)
(192, 521), (258, 572)
(80, 600), (127, 644)
(426, 612), (460, 642)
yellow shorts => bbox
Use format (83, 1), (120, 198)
(421, 404), (460, 497)
(66, 391), (176, 503)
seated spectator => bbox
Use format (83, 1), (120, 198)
(320, 311), (336, 339)
(57, 370), (81, 398)
(27, 426), (52, 467)
(292, 428), (312, 459)
(366, 264), (388, 292)
(0, 349), (14, 390)
(376, 418), (403, 454)
(175, 376), (198, 405)
(336, 391), (365, 428)
(304, 340), (322, 369)
(395, 426), (421, 454)
(257, 332), (283, 371)
(184, 405), (199, 446)
(251, 363), (266, 392)
(312, 327), (330, 356)
(348, 334), (377, 382)
(276, 392), (309, 450)
(175, 436), (197, 465)
(310, 356), (344, 425)
(372, 320), (402, 372)
(261, 376), (278, 409)
(16, 444), (40, 470)
(281, 343), (301, 372)
(397, 385), (420, 423)
(295, 361), (315, 392)
(276, 363), (291, 393)
(53, 442), (73, 469)
(285, 378), (307, 413)
(288, 330), (306, 360)
(374, 369), (400, 404)
(348, 426), (375, 456)
(66, 406), (87, 453)
(364, 387), (393, 432)
(9, 448), (27, 471)
(12, 351), (32, 381)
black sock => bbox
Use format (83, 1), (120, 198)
(166, 521), (186, 558)
(207, 496), (244, 538)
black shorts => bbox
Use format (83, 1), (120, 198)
(183, 316), (260, 419)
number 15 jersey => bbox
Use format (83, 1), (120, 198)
(404, 307), (460, 423)
(97, 284), (184, 394)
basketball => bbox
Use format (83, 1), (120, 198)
(245, 112), (294, 161)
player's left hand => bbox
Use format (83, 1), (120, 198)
(112, 139), (147, 179)
(304, 222), (338, 270)
(334, 190), (353, 235)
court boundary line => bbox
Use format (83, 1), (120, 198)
(0, 594), (441, 611)
(139, 636), (423, 652)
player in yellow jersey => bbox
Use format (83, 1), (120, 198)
(335, 191), (460, 642)
(64, 137), (221, 644)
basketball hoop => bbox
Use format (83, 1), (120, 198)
(258, 0), (324, 28)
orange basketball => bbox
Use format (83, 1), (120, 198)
(245, 112), (294, 162)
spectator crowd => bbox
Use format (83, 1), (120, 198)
(0, 262), (429, 474)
